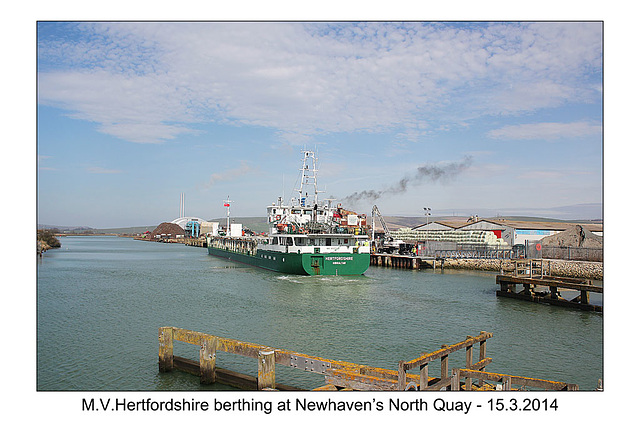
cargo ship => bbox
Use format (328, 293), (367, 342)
(207, 150), (371, 275)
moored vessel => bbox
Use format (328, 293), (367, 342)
(207, 150), (370, 275)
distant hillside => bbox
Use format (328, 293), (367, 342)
(39, 212), (602, 236)
(39, 225), (157, 235)
(93, 226), (157, 234)
(38, 224), (95, 232)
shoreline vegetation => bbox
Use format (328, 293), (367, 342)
(37, 229), (61, 256)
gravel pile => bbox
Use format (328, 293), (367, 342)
(150, 222), (185, 237)
(540, 225), (602, 248)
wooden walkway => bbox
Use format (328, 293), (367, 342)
(496, 260), (602, 312)
(159, 327), (578, 391)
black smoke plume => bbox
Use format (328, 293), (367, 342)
(341, 155), (473, 206)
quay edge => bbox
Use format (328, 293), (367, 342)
(434, 258), (602, 281)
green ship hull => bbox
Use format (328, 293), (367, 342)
(207, 246), (370, 275)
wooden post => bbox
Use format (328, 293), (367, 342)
(440, 345), (449, 383)
(258, 348), (276, 390)
(465, 337), (473, 390)
(580, 290), (590, 305)
(158, 327), (174, 372)
(478, 332), (487, 388)
(451, 368), (460, 391)
(397, 361), (407, 390)
(419, 362), (429, 391)
(199, 336), (217, 384)
(502, 375), (512, 391)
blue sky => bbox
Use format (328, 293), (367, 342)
(37, 21), (603, 228)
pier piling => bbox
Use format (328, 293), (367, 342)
(158, 326), (174, 372)
(200, 336), (217, 384)
(258, 349), (276, 390)
(496, 260), (602, 312)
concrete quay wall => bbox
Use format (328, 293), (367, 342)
(442, 258), (603, 281)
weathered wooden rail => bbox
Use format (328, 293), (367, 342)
(397, 332), (493, 391)
(496, 260), (602, 312)
(500, 259), (551, 277)
(158, 327), (578, 391)
(452, 369), (578, 391)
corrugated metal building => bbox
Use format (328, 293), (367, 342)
(410, 218), (602, 246)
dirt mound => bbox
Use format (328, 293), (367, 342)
(539, 225), (602, 248)
(151, 222), (185, 237)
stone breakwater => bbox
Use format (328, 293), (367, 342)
(442, 258), (603, 281)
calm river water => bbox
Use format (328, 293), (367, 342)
(37, 236), (602, 391)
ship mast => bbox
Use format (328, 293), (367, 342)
(297, 150), (322, 207)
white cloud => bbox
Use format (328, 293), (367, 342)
(37, 22), (602, 144)
(204, 161), (254, 189)
(487, 121), (602, 140)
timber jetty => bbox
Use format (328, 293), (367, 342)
(370, 253), (434, 270)
(159, 327), (578, 391)
(496, 260), (602, 312)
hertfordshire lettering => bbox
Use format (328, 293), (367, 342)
(82, 398), (272, 414)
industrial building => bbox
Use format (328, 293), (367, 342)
(397, 218), (603, 247)
(454, 219), (602, 246)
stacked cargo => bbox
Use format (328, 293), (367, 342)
(390, 228), (509, 247)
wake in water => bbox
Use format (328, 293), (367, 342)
(274, 274), (370, 286)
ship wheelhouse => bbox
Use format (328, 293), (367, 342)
(257, 232), (370, 255)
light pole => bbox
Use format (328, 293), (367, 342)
(423, 207), (431, 256)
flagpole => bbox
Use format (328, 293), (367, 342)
(224, 196), (232, 236)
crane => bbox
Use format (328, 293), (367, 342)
(371, 205), (407, 254)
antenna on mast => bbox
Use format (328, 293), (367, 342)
(223, 196), (233, 236)
(297, 149), (323, 207)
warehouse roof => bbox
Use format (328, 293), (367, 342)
(412, 218), (602, 233)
